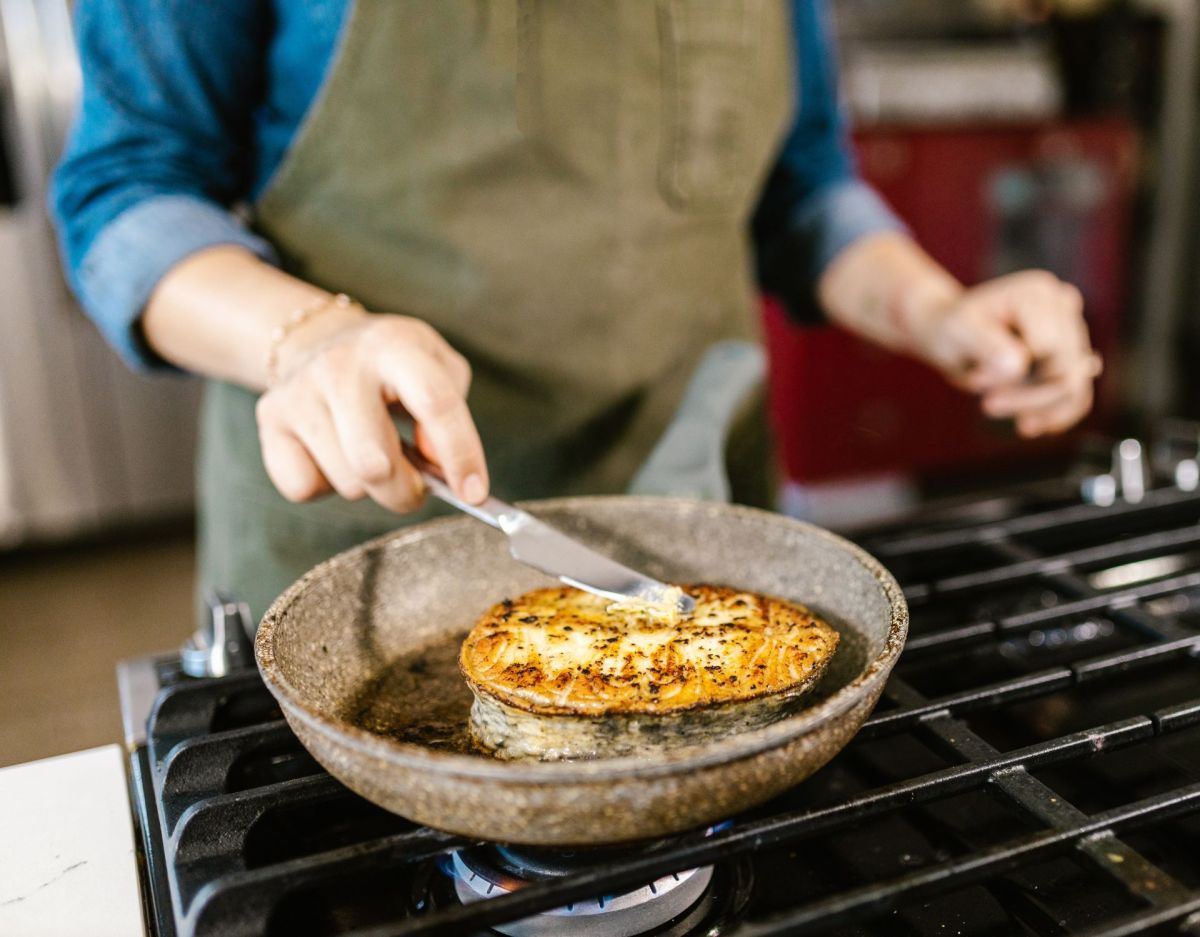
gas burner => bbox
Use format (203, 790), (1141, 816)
(445, 839), (721, 937)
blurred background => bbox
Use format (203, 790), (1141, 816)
(1, 0), (1198, 765)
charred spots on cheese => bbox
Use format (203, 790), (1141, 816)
(499, 661), (547, 688)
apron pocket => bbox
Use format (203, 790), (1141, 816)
(657, 0), (760, 211)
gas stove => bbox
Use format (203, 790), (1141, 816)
(118, 431), (1200, 937)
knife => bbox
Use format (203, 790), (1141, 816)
(401, 441), (695, 616)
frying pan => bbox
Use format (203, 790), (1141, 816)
(255, 497), (908, 846)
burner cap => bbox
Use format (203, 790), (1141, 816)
(449, 849), (713, 937)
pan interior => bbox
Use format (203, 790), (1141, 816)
(265, 499), (893, 761)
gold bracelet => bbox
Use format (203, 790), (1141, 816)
(265, 292), (357, 385)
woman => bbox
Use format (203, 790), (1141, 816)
(52, 0), (1100, 621)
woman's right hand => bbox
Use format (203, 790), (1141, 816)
(254, 310), (489, 512)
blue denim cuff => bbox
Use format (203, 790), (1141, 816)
(791, 178), (908, 280)
(77, 194), (278, 369)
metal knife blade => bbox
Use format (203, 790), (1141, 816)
(401, 441), (695, 615)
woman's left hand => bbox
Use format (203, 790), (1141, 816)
(903, 269), (1103, 438)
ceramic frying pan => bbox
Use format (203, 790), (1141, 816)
(255, 497), (907, 846)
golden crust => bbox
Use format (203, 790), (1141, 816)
(459, 584), (839, 717)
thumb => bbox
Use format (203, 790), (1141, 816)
(920, 307), (1031, 392)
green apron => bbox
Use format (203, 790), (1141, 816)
(198, 0), (795, 623)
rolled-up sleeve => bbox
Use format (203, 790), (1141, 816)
(753, 0), (906, 323)
(77, 196), (276, 366)
(51, 0), (275, 368)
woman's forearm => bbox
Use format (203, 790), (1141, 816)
(816, 231), (963, 356)
(142, 245), (367, 390)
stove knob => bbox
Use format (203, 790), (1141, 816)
(1152, 419), (1200, 492)
(1175, 458), (1200, 491)
(1081, 438), (1149, 506)
(1081, 472), (1117, 507)
(1114, 438), (1148, 503)
(181, 592), (255, 678)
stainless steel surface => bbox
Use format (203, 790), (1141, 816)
(405, 443), (696, 616)
(180, 592), (255, 678)
(255, 496), (908, 845)
(451, 852), (713, 937)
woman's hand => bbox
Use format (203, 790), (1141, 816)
(255, 311), (488, 511)
(903, 270), (1102, 438)
(819, 233), (1102, 438)
(141, 246), (487, 513)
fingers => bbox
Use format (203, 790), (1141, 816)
(433, 344), (472, 398)
(288, 404), (367, 502)
(983, 370), (1076, 419)
(258, 422), (331, 503)
(999, 351), (1102, 437)
(1019, 380), (1095, 437)
(259, 393), (367, 503)
(930, 271), (1091, 394)
(377, 330), (488, 504)
(922, 270), (1101, 436)
(953, 319), (1031, 392)
(919, 304), (1030, 392)
(321, 364), (427, 512)
(255, 315), (486, 512)
(1007, 276), (1091, 377)
(981, 274), (1097, 436)
(983, 352), (1102, 415)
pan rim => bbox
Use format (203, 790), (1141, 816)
(255, 496), (908, 783)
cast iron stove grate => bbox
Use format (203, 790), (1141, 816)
(126, 483), (1200, 937)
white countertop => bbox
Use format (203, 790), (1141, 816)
(0, 745), (147, 937)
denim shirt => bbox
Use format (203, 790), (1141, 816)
(51, 0), (902, 368)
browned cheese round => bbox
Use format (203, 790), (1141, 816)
(460, 584), (839, 719)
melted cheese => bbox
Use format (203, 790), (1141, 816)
(459, 584), (839, 717)
(606, 585), (686, 625)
